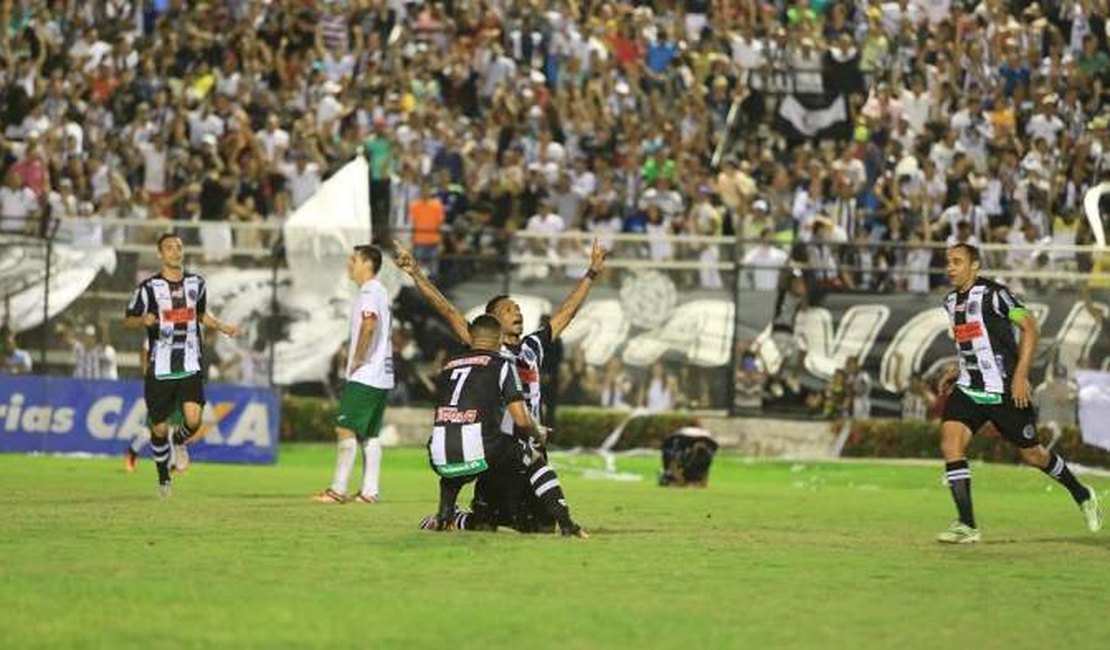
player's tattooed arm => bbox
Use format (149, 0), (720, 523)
(393, 242), (472, 344)
(548, 239), (607, 339)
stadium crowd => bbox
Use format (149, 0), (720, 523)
(1, 0), (1108, 290)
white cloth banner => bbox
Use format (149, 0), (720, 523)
(204, 157), (409, 385)
(1077, 370), (1110, 452)
(0, 238), (117, 332)
(283, 156), (372, 300)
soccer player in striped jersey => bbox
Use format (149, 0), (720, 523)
(426, 315), (568, 532)
(124, 233), (240, 497)
(395, 240), (606, 536)
(936, 243), (1102, 543)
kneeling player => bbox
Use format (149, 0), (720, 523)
(425, 315), (586, 537)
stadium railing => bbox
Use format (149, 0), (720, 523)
(6, 219), (1108, 416)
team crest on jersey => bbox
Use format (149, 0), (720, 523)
(967, 301), (979, 316)
(188, 289), (197, 301)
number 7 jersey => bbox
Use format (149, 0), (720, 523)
(944, 277), (1029, 396)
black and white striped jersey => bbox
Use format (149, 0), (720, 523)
(428, 350), (524, 476)
(126, 272), (207, 380)
(944, 277), (1028, 395)
(72, 342), (118, 380)
(500, 325), (551, 431)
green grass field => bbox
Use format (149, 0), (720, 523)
(1, 446), (1108, 650)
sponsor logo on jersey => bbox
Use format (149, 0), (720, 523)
(953, 322), (984, 343)
(1021, 424), (1035, 440)
(435, 407), (479, 424)
(161, 307), (196, 324)
(443, 355), (492, 370)
(518, 367), (539, 384)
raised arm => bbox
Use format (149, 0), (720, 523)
(547, 239), (607, 339)
(394, 242), (471, 344)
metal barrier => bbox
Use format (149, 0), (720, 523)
(5, 220), (1109, 417)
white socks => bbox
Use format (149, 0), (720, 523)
(361, 437), (382, 498)
(130, 431), (151, 454)
(330, 437), (358, 494)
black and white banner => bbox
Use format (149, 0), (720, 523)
(774, 94), (851, 142)
(0, 239), (116, 332)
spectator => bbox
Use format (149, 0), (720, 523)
(0, 169), (41, 235)
(641, 361), (679, 412)
(410, 182), (446, 279)
(56, 322), (118, 380)
(599, 357), (635, 410)
(1034, 367), (1077, 447)
(1, 324), (32, 375)
(742, 227), (790, 291)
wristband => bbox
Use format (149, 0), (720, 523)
(585, 269), (598, 280)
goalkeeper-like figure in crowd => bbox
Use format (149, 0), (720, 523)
(395, 240), (606, 535)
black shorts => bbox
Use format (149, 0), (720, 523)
(942, 387), (1039, 449)
(144, 374), (205, 425)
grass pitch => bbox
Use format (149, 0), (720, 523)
(1, 445), (1108, 650)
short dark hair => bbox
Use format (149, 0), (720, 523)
(157, 232), (181, 250)
(485, 294), (510, 315)
(948, 242), (981, 265)
(469, 314), (502, 340)
(353, 245), (382, 273)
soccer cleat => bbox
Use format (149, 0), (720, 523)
(158, 482), (172, 499)
(172, 440), (190, 474)
(311, 488), (347, 504)
(1080, 486), (1103, 533)
(936, 522), (981, 544)
(352, 493), (379, 504)
(560, 523), (590, 539)
(125, 448), (139, 473)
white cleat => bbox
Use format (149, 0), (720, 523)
(1080, 486), (1103, 533)
(936, 522), (981, 544)
(158, 482), (172, 499)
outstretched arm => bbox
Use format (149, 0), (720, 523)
(394, 242), (472, 344)
(548, 240), (607, 339)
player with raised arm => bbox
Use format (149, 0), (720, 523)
(124, 233), (240, 497)
(936, 243), (1101, 543)
(313, 245), (394, 504)
(427, 315), (562, 532)
(395, 239), (605, 536)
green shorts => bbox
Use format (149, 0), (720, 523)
(336, 382), (389, 439)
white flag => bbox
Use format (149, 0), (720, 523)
(1077, 370), (1110, 452)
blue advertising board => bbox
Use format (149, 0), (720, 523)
(0, 375), (279, 464)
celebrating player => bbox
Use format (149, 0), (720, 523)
(935, 243), (1101, 543)
(426, 315), (556, 531)
(313, 245), (394, 504)
(124, 233), (240, 497)
(395, 239), (605, 536)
